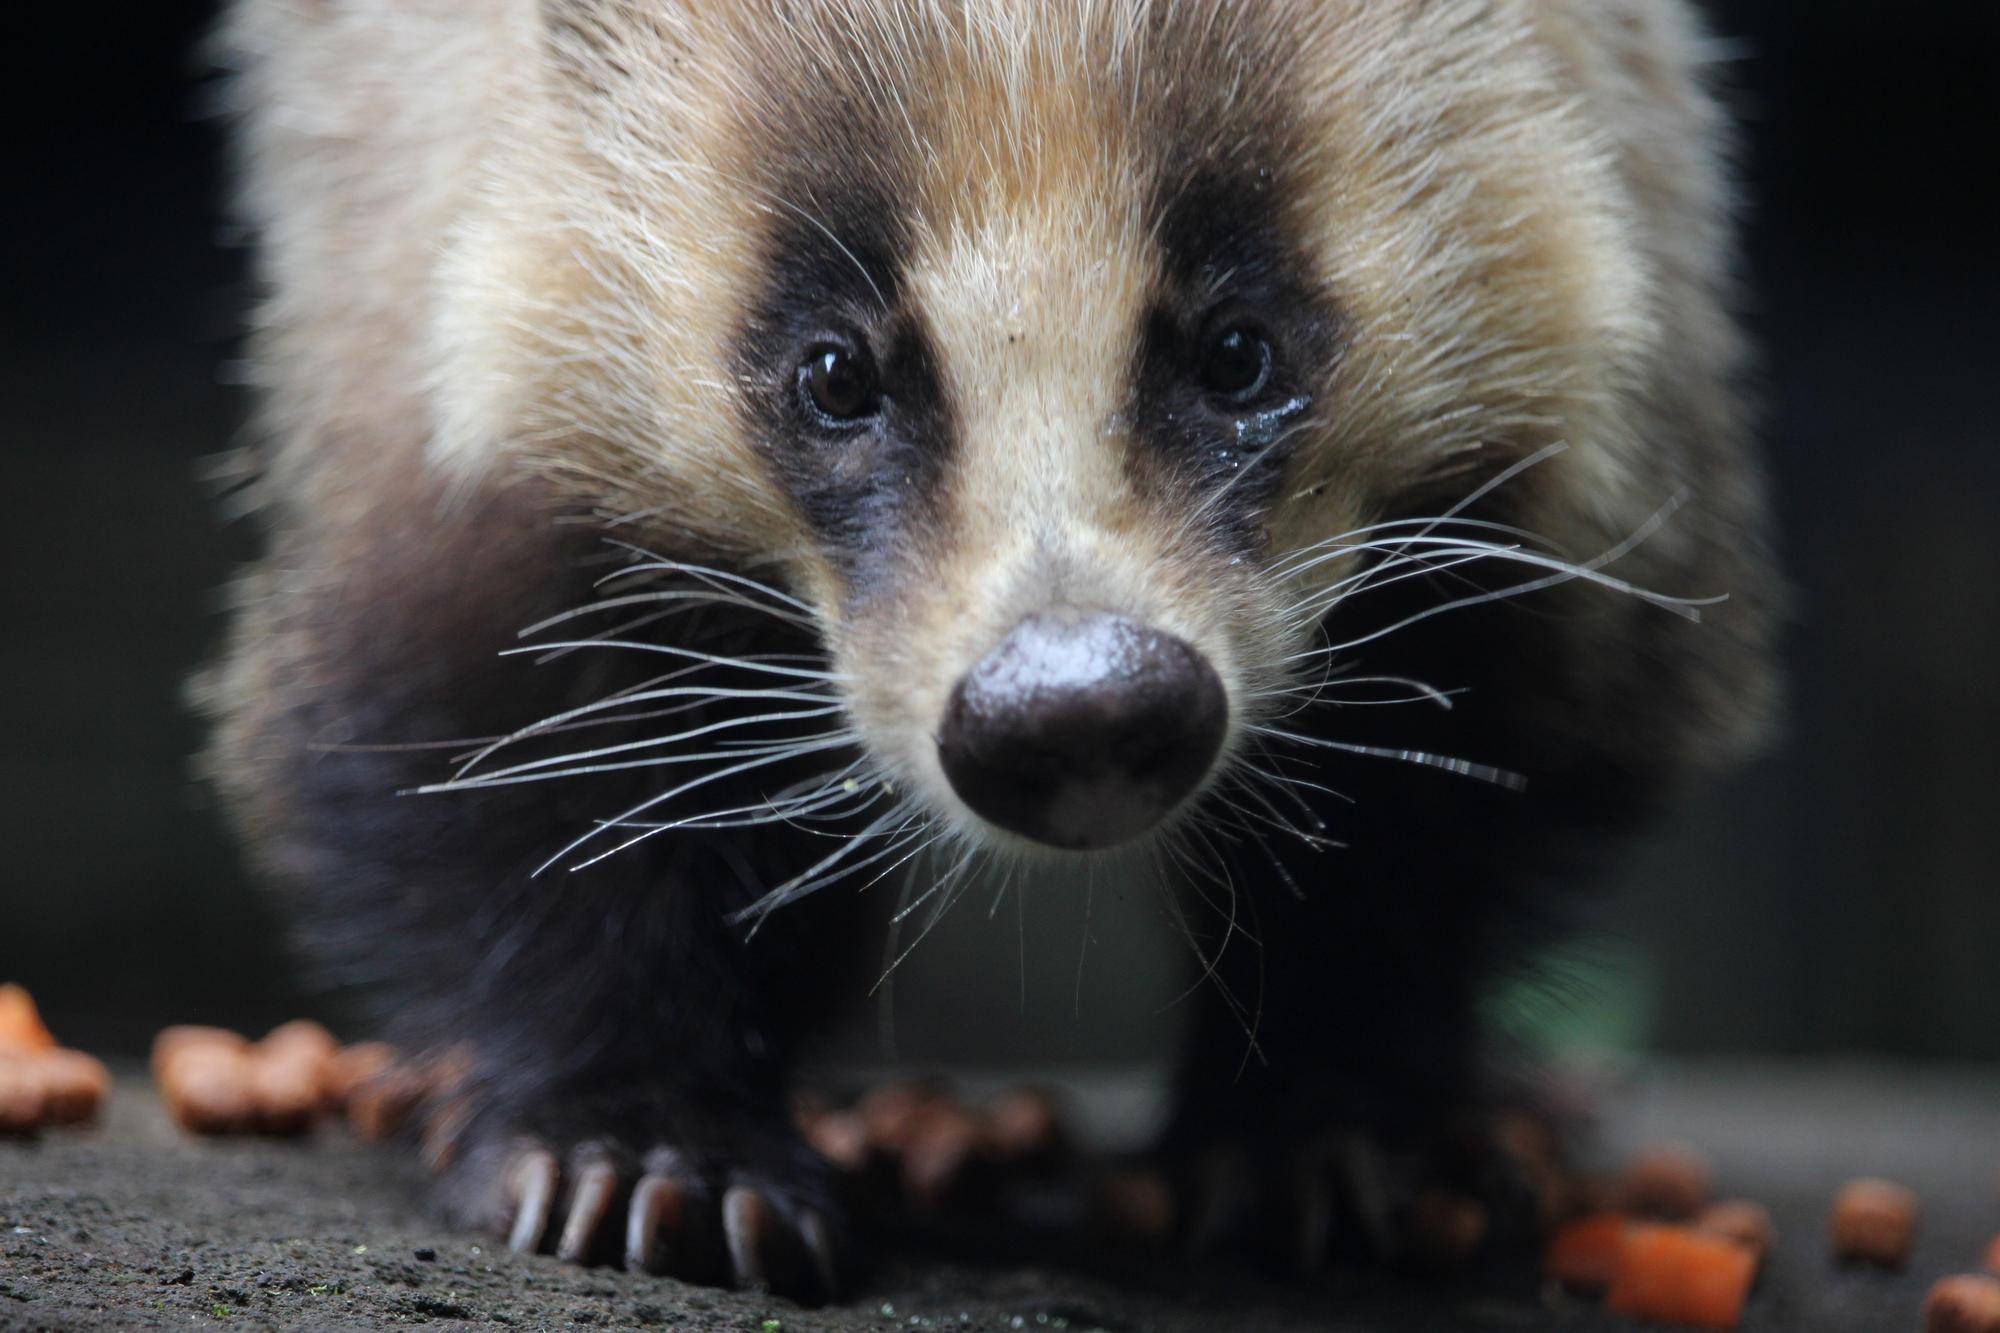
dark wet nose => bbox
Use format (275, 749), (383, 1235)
(937, 613), (1228, 850)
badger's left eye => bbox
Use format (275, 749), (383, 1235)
(1197, 322), (1273, 402)
(798, 342), (881, 425)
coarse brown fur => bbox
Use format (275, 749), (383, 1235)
(200, 0), (1776, 1298)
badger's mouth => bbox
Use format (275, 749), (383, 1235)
(934, 611), (1229, 851)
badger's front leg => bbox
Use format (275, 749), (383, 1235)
(1159, 742), (1566, 1274)
(203, 485), (855, 1301)
(424, 846), (851, 1300)
(424, 839), (852, 1301)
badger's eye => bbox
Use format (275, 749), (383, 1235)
(1198, 323), (1273, 402)
(798, 342), (880, 425)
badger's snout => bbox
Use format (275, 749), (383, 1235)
(936, 613), (1227, 850)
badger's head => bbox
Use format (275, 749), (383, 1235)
(435, 2), (1771, 886)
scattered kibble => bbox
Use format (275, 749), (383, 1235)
(1831, 1177), (1919, 1269)
(1694, 1199), (1776, 1264)
(899, 1102), (985, 1210)
(157, 1038), (258, 1134)
(1605, 1223), (1757, 1330)
(982, 1086), (1065, 1162)
(35, 1048), (111, 1125)
(1546, 1212), (1628, 1291)
(0, 983), (110, 1131)
(0, 1057), (48, 1134)
(324, 1041), (396, 1106)
(344, 1060), (429, 1143)
(854, 1079), (946, 1152)
(803, 1079), (1074, 1215)
(153, 1020), (421, 1139)
(1926, 1274), (2000, 1333)
(800, 1109), (869, 1172)
(1620, 1142), (1712, 1220)
(0, 984), (57, 1054)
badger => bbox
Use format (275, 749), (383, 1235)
(202, 0), (1776, 1301)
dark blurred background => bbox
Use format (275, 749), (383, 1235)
(2, 3), (1995, 1064)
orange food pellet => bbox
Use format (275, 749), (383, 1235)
(0, 1056), (49, 1134)
(324, 1041), (397, 1109)
(1831, 1177), (1919, 1268)
(248, 1053), (322, 1134)
(151, 1026), (246, 1082)
(1926, 1274), (2000, 1333)
(36, 1049), (110, 1125)
(1547, 1212), (1629, 1291)
(1621, 1142), (1712, 1220)
(899, 1102), (984, 1209)
(260, 1019), (339, 1072)
(856, 1079), (947, 1151)
(0, 984), (57, 1055)
(1606, 1223), (1757, 1330)
(0, 989), (110, 1129)
(983, 1085), (1064, 1161)
(1982, 1234), (2000, 1275)
(258, 1021), (341, 1118)
(345, 1063), (426, 1142)
(164, 1044), (258, 1134)
(1695, 1199), (1777, 1263)
(802, 1109), (869, 1172)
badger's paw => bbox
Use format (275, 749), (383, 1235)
(1110, 1111), (1565, 1276)
(442, 1124), (852, 1304)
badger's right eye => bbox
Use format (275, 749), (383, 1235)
(798, 342), (881, 426)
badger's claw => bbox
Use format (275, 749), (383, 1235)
(722, 1183), (839, 1296)
(1113, 1113), (1556, 1274)
(504, 1146), (558, 1255)
(555, 1154), (619, 1263)
(489, 1138), (845, 1302)
(625, 1154), (725, 1281)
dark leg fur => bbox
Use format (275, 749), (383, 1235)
(1163, 568), (1660, 1271)
(205, 481), (864, 1300)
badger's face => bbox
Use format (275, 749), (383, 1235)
(456, 1), (1656, 862)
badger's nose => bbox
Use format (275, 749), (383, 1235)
(937, 613), (1227, 849)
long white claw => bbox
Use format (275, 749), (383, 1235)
(557, 1159), (618, 1263)
(624, 1174), (679, 1273)
(722, 1185), (767, 1289)
(506, 1148), (559, 1255)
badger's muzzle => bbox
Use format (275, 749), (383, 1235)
(936, 613), (1227, 850)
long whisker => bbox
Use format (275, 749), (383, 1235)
(534, 737), (854, 875)
(498, 639), (843, 681)
(434, 707), (845, 789)
(870, 839), (981, 991)
(1249, 723), (1527, 791)
(735, 805), (931, 931)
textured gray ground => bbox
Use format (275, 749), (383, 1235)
(2, 1061), (1997, 1331)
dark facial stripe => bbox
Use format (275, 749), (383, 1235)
(728, 46), (956, 605)
(1125, 36), (1347, 551)
(727, 5), (1343, 585)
